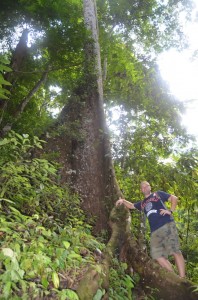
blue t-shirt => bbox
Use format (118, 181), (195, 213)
(134, 191), (174, 233)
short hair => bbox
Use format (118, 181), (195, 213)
(140, 181), (150, 187)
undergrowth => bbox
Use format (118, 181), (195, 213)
(0, 131), (140, 299)
(0, 132), (103, 299)
(0, 204), (102, 299)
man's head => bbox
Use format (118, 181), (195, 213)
(140, 181), (151, 196)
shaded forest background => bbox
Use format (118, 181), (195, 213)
(0, 0), (198, 299)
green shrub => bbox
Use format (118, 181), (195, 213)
(0, 131), (83, 225)
(0, 203), (104, 299)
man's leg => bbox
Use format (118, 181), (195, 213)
(156, 257), (174, 272)
(173, 252), (185, 278)
(151, 225), (173, 273)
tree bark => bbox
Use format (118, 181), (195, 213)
(0, 29), (29, 126)
(42, 0), (121, 234)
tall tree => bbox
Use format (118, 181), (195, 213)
(44, 0), (121, 232)
(0, 1), (197, 297)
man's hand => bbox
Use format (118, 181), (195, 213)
(116, 198), (125, 206)
(116, 198), (135, 209)
(160, 209), (172, 216)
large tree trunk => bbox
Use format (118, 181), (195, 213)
(72, 0), (121, 233)
(42, 0), (121, 234)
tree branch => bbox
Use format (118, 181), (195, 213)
(1, 67), (49, 135)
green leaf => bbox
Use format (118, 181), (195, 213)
(67, 252), (82, 261)
(9, 206), (27, 220)
(52, 272), (59, 288)
(93, 289), (105, 300)
(0, 65), (12, 72)
(11, 269), (24, 282)
(2, 248), (15, 259)
(2, 281), (12, 299)
(41, 276), (49, 289)
(0, 56), (10, 65)
(0, 198), (14, 204)
(62, 241), (70, 249)
(20, 258), (33, 271)
(0, 92), (9, 99)
(19, 279), (27, 293)
(0, 78), (12, 86)
(0, 138), (10, 146)
(64, 289), (79, 300)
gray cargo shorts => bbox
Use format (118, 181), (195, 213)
(150, 221), (181, 259)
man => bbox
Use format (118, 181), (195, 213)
(116, 181), (185, 278)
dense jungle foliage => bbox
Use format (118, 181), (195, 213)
(0, 131), (140, 299)
(0, 0), (198, 299)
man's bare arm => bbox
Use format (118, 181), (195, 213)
(160, 194), (178, 216)
(116, 198), (136, 209)
(168, 194), (178, 212)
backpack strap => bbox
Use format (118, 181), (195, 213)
(154, 191), (168, 210)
